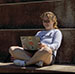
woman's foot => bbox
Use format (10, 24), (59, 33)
(36, 61), (43, 67)
(13, 59), (26, 67)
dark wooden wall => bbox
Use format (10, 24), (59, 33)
(0, 29), (75, 64)
(0, 0), (75, 64)
(0, 0), (75, 29)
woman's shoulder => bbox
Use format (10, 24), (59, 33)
(54, 29), (62, 33)
(37, 30), (46, 33)
(36, 30), (46, 36)
(54, 29), (62, 36)
(36, 31), (42, 34)
(35, 31), (43, 36)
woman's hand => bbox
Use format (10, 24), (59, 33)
(22, 44), (28, 49)
(38, 42), (46, 49)
(38, 43), (52, 54)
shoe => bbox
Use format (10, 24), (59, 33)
(13, 59), (26, 66)
(36, 61), (43, 67)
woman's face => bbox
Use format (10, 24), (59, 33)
(42, 16), (54, 30)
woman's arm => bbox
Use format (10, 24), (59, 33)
(47, 30), (62, 51)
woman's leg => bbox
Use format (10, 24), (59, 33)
(26, 47), (52, 66)
(9, 46), (31, 61)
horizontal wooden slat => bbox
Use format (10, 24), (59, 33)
(0, 0), (62, 4)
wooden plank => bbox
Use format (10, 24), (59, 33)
(0, 0), (62, 4)
(0, 62), (75, 73)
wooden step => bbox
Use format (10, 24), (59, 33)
(0, 62), (75, 73)
(0, 28), (75, 65)
(0, 0), (75, 29)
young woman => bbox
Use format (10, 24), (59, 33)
(9, 11), (62, 67)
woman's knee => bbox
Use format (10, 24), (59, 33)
(9, 46), (17, 54)
(37, 49), (52, 63)
(39, 48), (52, 55)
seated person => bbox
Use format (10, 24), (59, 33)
(9, 11), (62, 67)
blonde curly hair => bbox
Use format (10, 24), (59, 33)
(40, 12), (58, 29)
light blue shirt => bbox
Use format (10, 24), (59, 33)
(35, 29), (62, 56)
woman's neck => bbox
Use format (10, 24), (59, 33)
(45, 27), (54, 31)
